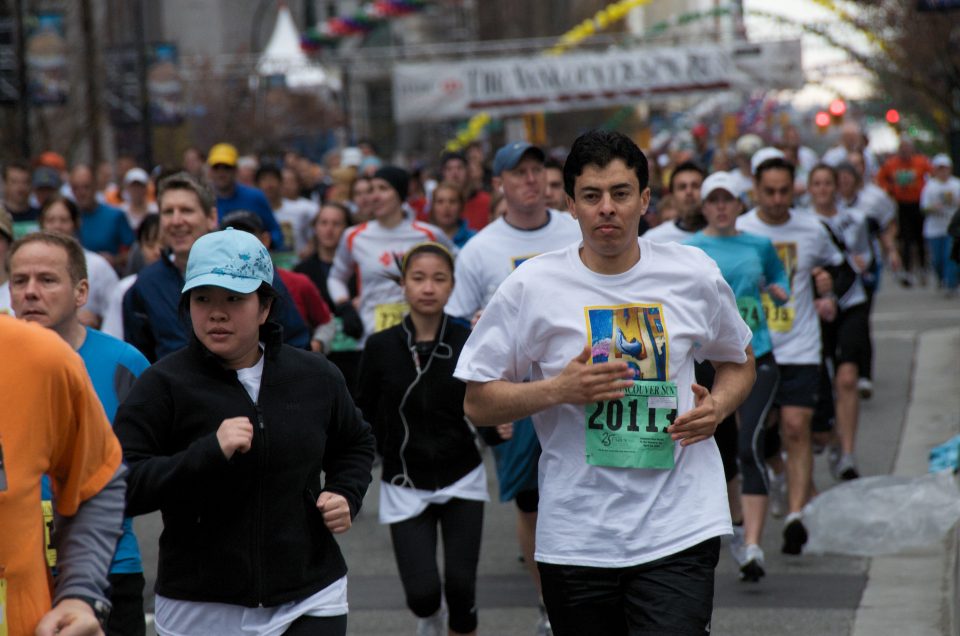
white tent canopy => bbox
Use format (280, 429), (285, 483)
(257, 4), (340, 91)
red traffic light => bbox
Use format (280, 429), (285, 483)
(885, 109), (900, 124)
(829, 99), (847, 117)
(815, 111), (831, 128)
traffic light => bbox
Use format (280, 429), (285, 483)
(815, 111), (831, 133)
(885, 108), (901, 125)
(829, 99), (847, 123)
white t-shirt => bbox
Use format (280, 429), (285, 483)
(642, 219), (695, 244)
(121, 203), (158, 231)
(83, 249), (120, 320)
(154, 577), (348, 636)
(445, 210), (580, 319)
(920, 176), (960, 238)
(737, 209), (844, 365)
(274, 198), (318, 255)
(823, 146), (880, 180)
(379, 463), (489, 525)
(804, 208), (869, 310)
(0, 281), (12, 316)
(236, 350), (265, 403)
(455, 240), (751, 568)
(327, 215), (452, 346)
(101, 274), (137, 339)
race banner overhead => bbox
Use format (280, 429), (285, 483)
(393, 40), (803, 123)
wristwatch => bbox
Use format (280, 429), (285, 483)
(61, 595), (110, 627)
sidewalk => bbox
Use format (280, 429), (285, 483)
(851, 326), (960, 636)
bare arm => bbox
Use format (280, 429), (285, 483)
(464, 346), (633, 427)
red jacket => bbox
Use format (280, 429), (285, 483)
(876, 154), (931, 204)
(277, 268), (331, 330)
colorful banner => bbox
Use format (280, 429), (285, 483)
(302, 0), (429, 50)
(398, 40), (802, 124)
(26, 13), (68, 105)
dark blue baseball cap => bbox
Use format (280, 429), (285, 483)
(492, 142), (545, 177)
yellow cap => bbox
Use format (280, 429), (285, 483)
(207, 143), (239, 167)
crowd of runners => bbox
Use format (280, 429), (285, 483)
(1, 119), (959, 636)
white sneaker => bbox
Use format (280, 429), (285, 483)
(729, 525), (746, 566)
(537, 603), (553, 636)
(739, 544), (766, 582)
(768, 468), (787, 518)
(416, 606), (445, 636)
(857, 377), (873, 399)
(828, 444), (842, 480)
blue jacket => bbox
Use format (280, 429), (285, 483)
(123, 252), (309, 362)
(216, 184), (285, 250)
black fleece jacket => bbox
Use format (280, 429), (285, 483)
(116, 323), (375, 607)
(358, 314), (482, 491)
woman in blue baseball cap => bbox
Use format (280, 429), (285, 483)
(116, 227), (375, 636)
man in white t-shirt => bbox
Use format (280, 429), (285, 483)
(920, 154), (960, 295)
(642, 160), (705, 243)
(257, 165), (318, 259)
(736, 156), (845, 555)
(446, 141), (580, 633)
(456, 130), (755, 635)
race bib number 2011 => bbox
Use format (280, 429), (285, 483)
(584, 381), (678, 470)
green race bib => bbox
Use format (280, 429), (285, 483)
(736, 296), (763, 332)
(584, 381), (678, 470)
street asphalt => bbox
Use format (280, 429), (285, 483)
(134, 281), (960, 635)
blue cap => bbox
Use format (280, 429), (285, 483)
(182, 227), (273, 295)
(492, 142), (545, 176)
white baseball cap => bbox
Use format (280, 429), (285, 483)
(932, 153), (953, 169)
(123, 167), (150, 186)
(751, 147), (786, 175)
(701, 171), (739, 201)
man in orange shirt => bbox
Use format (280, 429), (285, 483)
(0, 314), (125, 636)
(876, 137), (932, 285)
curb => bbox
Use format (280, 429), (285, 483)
(851, 327), (960, 636)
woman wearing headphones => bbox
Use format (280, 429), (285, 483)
(357, 242), (486, 636)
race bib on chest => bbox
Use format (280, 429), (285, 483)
(373, 302), (408, 332)
(736, 296), (763, 332)
(584, 381), (678, 470)
(42, 500), (56, 568)
(761, 292), (794, 333)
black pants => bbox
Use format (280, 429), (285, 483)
(389, 498), (484, 634)
(738, 353), (780, 495)
(538, 537), (720, 636)
(897, 201), (926, 272)
(283, 614), (347, 635)
(106, 572), (145, 636)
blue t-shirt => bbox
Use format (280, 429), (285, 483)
(216, 183), (285, 250)
(684, 231), (789, 358)
(78, 202), (135, 255)
(42, 327), (149, 574)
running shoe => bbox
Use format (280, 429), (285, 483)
(857, 377), (873, 399)
(768, 468), (787, 518)
(416, 605), (446, 636)
(739, 544), (766, 582)
(836, 454), (860, 480)
(782, 514), (808, 555)
(729, 524), (746, 566)
(828, 444), (842, 481)
(537, 603), (553, 636)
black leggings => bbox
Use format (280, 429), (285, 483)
(738, 353), (779, 495)
(390, 498), (484, 634)
(283, 614), (347, 635)
(897, 202), (926, 272)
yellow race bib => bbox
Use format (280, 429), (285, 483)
(761, 293), (794, 333)
(374, 302), (408, 332)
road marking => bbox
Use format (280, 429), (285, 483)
(872, 308), (960, 322)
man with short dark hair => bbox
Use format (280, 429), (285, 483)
(440, 151), (491, 231)
(643, 160), (706, 243)
(457, 129), (755, 634)
(207, 143), (285, 249)
(2, 160), (41, 239)
(122, 172), (309, 361)
(737, 157), (847, 554)
(543, 158), (567, 212)
(10, 231), (150, 636)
